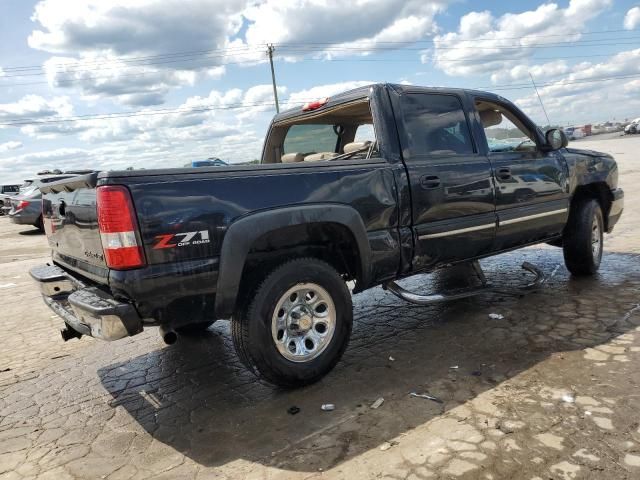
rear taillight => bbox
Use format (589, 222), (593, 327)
(17, 200), (30, 210)
(97, 185), (145, 270)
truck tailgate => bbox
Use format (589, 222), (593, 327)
(41, 174), (109, 284)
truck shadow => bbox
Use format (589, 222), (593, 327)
(97, 249), (640, 472)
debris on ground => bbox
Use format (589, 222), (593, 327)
(379, 441), (399, 451)
(409, 392), (443, 404)
(321, 403), (335, 411)
(388, 356), (395, 361)
(287, 406), (300, 415)
(450, 365), (459, 369)
(471, 370), (482, 376)
(0, 368), (11, 373)
(370, 397), (384, 409)
(489, 313), (504, 320)
(585, 411), (592, 416)
(561, 393), (576, 403)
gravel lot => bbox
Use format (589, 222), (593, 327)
(1, 134), (639, 480)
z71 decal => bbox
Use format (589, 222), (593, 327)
(153, 230), (210, 249)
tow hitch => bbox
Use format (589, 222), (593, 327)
(383, 261), (549, 306)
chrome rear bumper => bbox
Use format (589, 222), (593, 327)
(30, 264), (143, 341)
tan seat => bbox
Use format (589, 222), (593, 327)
(343, 141), (372, 154)
(281, 152), (304, 163)
(479, 109), (502, 128)
(304, 152), (339, 162)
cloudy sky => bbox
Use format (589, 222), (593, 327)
(1, 0), (639, 183)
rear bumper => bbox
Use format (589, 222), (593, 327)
(607, 188), (624, 233)
(9, 210), (39, 225)
(29, 264), (143, 341)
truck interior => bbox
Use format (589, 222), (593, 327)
(263, 100), (377, 164)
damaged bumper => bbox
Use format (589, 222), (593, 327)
(29, 264), (143, 341)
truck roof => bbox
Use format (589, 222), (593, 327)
(272, 83), (504, 123)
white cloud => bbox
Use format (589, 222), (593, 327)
(490, 60), (570, 84)
(0, 141), (23, 152)
(28, 0), (249, 105)
(243, 1), (447, 53)
(26, 0), (452, 105)
(431, 0), (612, 77)
(624, 6), (640, 30)
(513, 48), (640, 124)
(0, 95), (73, 123)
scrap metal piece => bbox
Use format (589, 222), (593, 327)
(383, 262), (546, 306)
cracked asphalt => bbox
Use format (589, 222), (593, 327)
(1, 134), (640, 480)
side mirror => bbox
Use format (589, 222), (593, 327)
(545, 128), (568, 151)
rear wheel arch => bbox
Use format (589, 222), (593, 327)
(215, 205), (371, 319)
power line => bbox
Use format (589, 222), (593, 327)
(2, 30), (639, 76)
(2, 73), (639, 127)
(2, 49), (636, 88)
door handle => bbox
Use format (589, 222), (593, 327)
(497, 168), (512, 180)
(420, 175), (441, 189)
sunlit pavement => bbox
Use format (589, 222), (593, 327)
(1, 134), (639, 479)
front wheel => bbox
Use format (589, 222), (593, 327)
(232, 258), (352, 387)
(563, 198), (603, 276)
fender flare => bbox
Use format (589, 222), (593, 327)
(214, 204), (371, 318)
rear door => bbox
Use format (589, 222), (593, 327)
(393, 90), (496, 271)
(472, 97), (569, 250)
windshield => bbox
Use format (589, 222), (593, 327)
(19, 185), (39, 197)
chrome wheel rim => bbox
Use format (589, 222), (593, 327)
(271, 283), (336, 363)
(591, 216), (602, 261)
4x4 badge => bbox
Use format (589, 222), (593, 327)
(153, 230), (210, 249)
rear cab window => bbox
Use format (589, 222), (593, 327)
(264, 99), (378, 164)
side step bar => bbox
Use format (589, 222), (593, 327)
(383, 262), (547, 306)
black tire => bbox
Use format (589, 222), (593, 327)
(36, 215), (44, 232)
(175, 320), (215, 335)
(563, 198), (604, 276)
(232, 257), (352, 387)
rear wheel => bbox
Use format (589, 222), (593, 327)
(563, 198), (603, 276)
(232, 258), (352, 387)
(36, 215), (44, 232)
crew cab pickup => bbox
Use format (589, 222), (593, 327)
(31, 83), (624, 387)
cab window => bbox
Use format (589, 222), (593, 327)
(475, 100), (537, 153)
(399, 94), (475, 157)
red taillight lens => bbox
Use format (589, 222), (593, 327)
(97, 186), (145, 270)
(17, 200), (30, 210)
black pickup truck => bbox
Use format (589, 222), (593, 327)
(31, 83), (624, 387)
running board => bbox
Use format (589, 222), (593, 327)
(383, 262), (546, 306)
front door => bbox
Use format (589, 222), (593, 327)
(393, 91), (496, 271)
(472, 98), (569, 251)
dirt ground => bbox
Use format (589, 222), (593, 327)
(1, 134), (639, 480)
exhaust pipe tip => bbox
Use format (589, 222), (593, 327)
(159, 326), (178, 345)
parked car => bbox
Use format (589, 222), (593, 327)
(189, 158), (228, 167)
(9, 175), (75, 230)
(31, 83), (623, 387)
(624, 119), (640, 134)
(564, 126), (585, 140)
(0, 184), (21, 215)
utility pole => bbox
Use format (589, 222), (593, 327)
(529, 73), (551, 127)
(267, 44), (280, 113)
